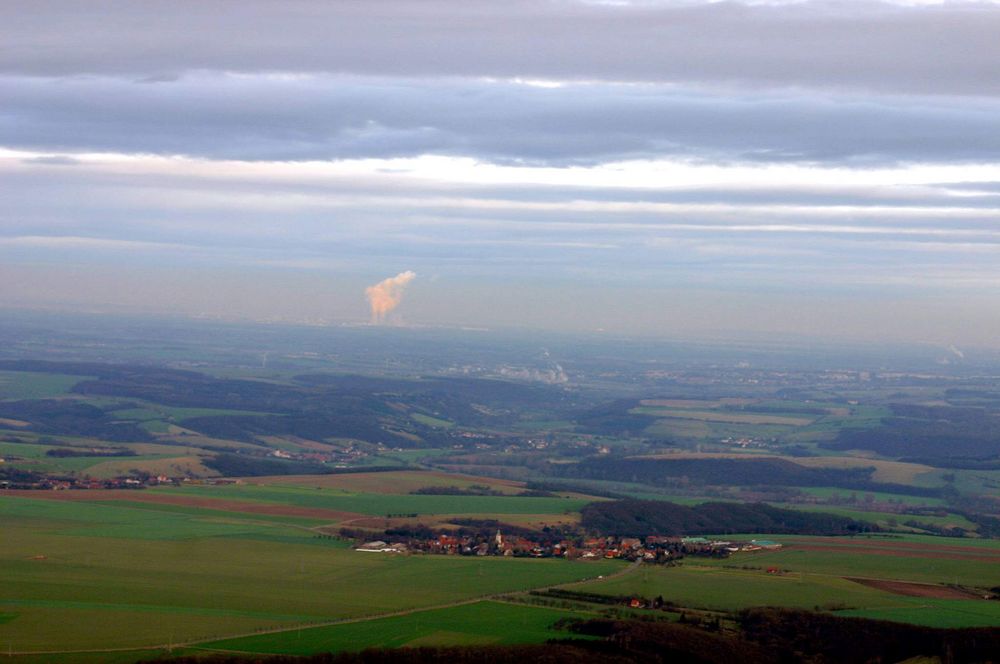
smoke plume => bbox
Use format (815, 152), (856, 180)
(365, 271), (416, 324)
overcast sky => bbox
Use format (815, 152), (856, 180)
(3, 1), (1000, 346)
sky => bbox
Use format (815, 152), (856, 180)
(3, 0), (1000, 345)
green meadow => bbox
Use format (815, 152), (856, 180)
(202, 600), (591, 655)
(576, 534), (1000, 628)
(837, 600), (1000, 629)
(157, 483), (591, 516)
(692, 532), (1000, 551)
(409, 413), (455, 429)
(580, 564), (905, 612)
(794, 486), (946, 507)
(107, 500), (332, 528)
(692, 543), (1000, 587)
(0, 495), (619, 653)
(579, 562), (1000, 628)
(0, 371), (89, 400)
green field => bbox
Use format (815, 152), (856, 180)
(158, 483), (590, 516)
(695, 532), (1000, 551)
(838, 600), (1000, 629)
(0, 442), (51, 459)
(0, 441), (199, 477)
(0, 495), (620, 653)
(634, 398), (894, 446)
(202, 600), (591, 654)
(375, 448), (456, 465)
(691, 542), (1000, 587)
(410, 413), (455, 429)
(578, 563), (1000, 628)
(579, 564), (905, 612)
(632, 407), (814, 427)
(0, 371), (90, 400)
(795, 486), (945, 507)
(105, 500), (333, 528)
(260, 469), (531, 496)
(574, 534), (1000, 628)
(644, 419), (798, 441)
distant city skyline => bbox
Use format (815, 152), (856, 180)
(3, 1), (1000, 346)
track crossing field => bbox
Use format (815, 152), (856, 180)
(0, 488), (618, 657)
(4, 476), (1000, 660)
(580, 533), (1000, 628)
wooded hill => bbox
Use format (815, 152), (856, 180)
(554, 457), (942, 498)
(580, 499), (875, 536)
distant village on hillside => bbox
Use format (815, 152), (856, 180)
(352, 529), (782, 562)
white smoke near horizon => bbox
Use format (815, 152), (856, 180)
(947, 344), (965, 360)
(365, 270), (416, 324)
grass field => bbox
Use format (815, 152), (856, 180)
(0, 371), (90, 400)
(634, 398), (893, 447)
(786, 456), (936, 484)
(201, 601), (591, 655)
(574, 533), (1000, 628)
(260, 470), (527, 495)
(632, 407), (815, 427)
(795, 486), (945, 507)
(579, 563), (1000, 628)
(580, 563), (906, 612)
(695, 532), (1000, 551)
(81, 456), (216, 479)
(104, 403), (272, 439)
(158, 483), (592, 517)
(837, 600), (1000, 628)
(410, 413), (455, 429)
(0, 495), (620, 653)
(104, 500), (333, 528)
(677, 535), (1000, 587)
(644, 420), (796, 441)
(640, 398), (753, 409)
(0, 440), (215, 478)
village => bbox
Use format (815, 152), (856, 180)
(0, 469), (179, 491)
(352, 528), (782, 562)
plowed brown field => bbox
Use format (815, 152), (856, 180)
(847, 577), (985, 599)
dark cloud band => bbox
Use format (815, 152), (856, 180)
(3, 1), (1000, 96)
(4, 74), (1000, 165)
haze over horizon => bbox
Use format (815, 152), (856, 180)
(3, 1), (1000, 346)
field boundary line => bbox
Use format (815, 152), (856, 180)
(6, 560), (640, 656)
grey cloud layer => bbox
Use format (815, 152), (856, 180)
(6, 74), (1000, 165)
(5, 158), (1000, 281)
(4, 1), (1000, 340)
(3, 1), (1000, 95)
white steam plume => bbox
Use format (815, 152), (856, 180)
(365, 271), (416, 324)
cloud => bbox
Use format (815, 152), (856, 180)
(3, 1), (1000, 343)
(0, 234), (200, 252)
(4, 74), (1000, 166)
(21, 155), (81, 165)
(3, 1), (1000, 96)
